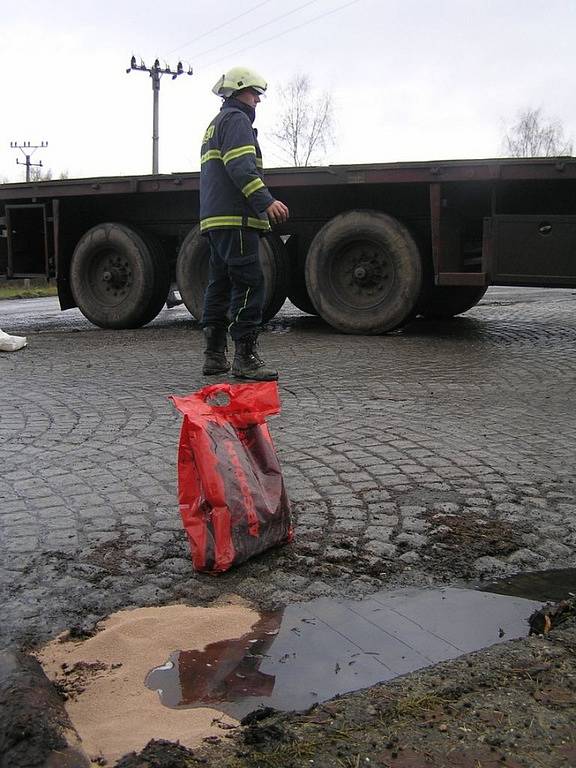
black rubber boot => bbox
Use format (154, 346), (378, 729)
(232, 332), (278, 381)
(202, 326), (230, 375)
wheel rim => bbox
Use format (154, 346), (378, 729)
(329, 238), (396, 310)
(87, 248), (134, 307)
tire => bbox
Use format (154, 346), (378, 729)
(261, 234), (291, 320)
(176, 227), (290, 322)
(284, 234), (317, 315)
(70, 222), (170, 329)
(139, 229), (172, 313)
(419, 286), (488, 319)
(175, 226), (209, 322)
(305, 210), (423, 334)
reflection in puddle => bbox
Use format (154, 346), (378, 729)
(481, 568), (576, 603)
(146, 612), (283, 708)
(145, 587), (541, 719)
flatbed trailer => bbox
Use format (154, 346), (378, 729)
(1, 157), (575, 334)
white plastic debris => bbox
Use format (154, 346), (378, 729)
(0, 328), (27, 352)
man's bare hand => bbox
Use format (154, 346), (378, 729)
(266, 200), (289, 224)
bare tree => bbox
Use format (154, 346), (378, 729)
(25, 168), (68, 181)
(503, 108), (573, 157)
(29, 166), (53, 182)
(269, 74), (335, 166)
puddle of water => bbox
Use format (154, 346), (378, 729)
(145, 587), (541, 719)
(481, 567), (576, 603)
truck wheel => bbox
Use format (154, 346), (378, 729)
(284, 234), (317, 315)
(175, 227), (208, 322)
(139, 229), (172, 314)
(176, 227), (289, 322)
(262, 234), (291, 320)
(70, 223), (170, 329)
(419, 286), (488, 319)
(305, 210), (423, 334)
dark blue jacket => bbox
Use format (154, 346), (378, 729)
(199, 98), (275, 234)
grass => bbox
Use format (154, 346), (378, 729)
(230, 739), (319, 768)
(0, 279), (58, 300)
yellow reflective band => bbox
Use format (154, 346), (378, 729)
(242, 178), (265, 197)
(247, 217), (270, 230)
(200, 149), (222, 164)
(222, 145), (256, 165)
(200, 216), (242, 230)
(200, 216), (270, 232)
(256, 157), (263, 169)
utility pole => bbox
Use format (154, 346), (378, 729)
(10, 141), (48, 182)
(126, 56), (192, 174)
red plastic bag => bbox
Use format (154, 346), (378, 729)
(170, 381), (293, 573)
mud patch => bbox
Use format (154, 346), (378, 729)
(0, 649), (90, 768)
(422, 510), (523, 576)
(54, 660), (113, 701)
(82, 531), (151, 575)
(114, 739), (199, 768)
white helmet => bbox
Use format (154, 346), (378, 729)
(212, 66), (267, 98)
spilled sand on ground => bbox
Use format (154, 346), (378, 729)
(36, 601), (259, 765)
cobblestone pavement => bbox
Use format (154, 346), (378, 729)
(1, 287), (575, 649)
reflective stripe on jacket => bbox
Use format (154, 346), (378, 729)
(199, 98), (275, 234)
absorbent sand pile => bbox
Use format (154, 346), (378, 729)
(36, 602), (259, 764)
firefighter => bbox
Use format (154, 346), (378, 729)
(199, 66), (289, 381)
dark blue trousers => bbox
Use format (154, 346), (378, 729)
(202, 229), (265, 341)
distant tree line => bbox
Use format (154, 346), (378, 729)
(28, 168), (69, 181)
(0, 168), (69, 183)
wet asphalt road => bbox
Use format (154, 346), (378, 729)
(1, 287), (576, 649)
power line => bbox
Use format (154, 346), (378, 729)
(192, 0), (323, 61)
(126, 56), (193, 174)
(10, 141), (48, 183)
(202, 0), (363, 69)
(167, 0), (276, 55)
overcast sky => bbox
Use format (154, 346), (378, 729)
(1, 0), (575, 181)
